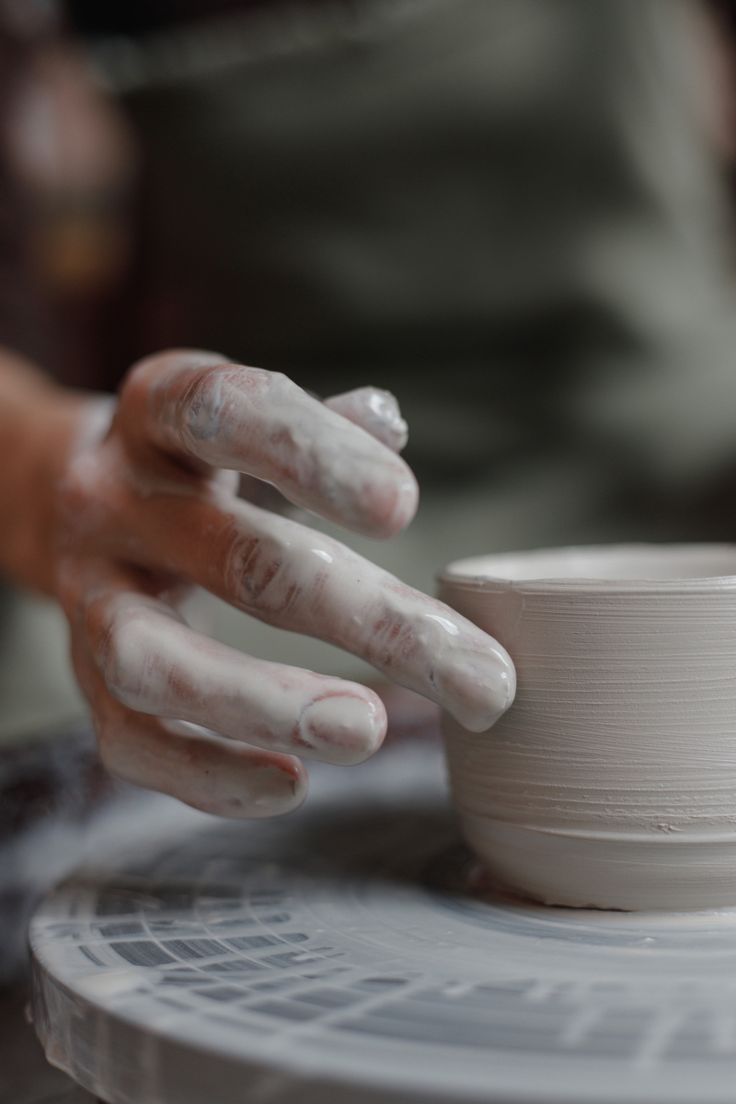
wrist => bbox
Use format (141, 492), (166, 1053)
(3, 367), (103, 594)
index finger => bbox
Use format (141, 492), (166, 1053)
(119, 349), (418, 538)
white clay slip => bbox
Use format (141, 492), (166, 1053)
(58, 353), (516, 820)
(439, 544), (736, 911)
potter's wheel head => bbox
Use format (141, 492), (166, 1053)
(30, 742), (736, 1104)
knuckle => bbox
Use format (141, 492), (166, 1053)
(267, 369), (291, 393)
(244, 365), (289, 396)
(119, 356), (155, 414)
(121, 357), (148, 394)
(181, 369), (228, 444)
(226, 529), (285, 614)
(57, 451), (100, 520)
(95, 604), (153, 709)
(181, 365), (290, 444)
(365, 596), (416, 669)
(226, 526), (321, 621)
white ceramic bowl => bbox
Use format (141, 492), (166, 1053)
(438, 544), (736, 911)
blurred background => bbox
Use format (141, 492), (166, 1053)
(4, 0), (736, 970)
(5, 0), (736, 709)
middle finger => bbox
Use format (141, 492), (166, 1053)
(115, 487), (515, 732)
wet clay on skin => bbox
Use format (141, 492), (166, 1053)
(57, 351), (515, 821)
(440, 544), (736, 911)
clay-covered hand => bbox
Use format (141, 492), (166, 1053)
(48, 350), (514, 816)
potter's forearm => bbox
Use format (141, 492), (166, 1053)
(0, 348), (93, 594)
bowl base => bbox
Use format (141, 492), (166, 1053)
(461, 815), (736, 911)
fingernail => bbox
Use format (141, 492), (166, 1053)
(364, 388), (409, 452)
(299, 695), (386, 764)
(390, 472), (420, 532)
(438, 647), (516, 732)
(361, 470), (419, 538)
(246, 762), (307, 816)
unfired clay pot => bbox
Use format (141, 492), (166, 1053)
(438, 544), (736, 911)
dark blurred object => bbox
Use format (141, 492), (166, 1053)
(66, 0), (306, 35)
(0, 1), (59, 371)
(0, 0), (138, 388)
(710, 0), (736, 36)
(708, 0), (736, 168)
(0, 982), (95, 1102)
(0, 727), (110, 984)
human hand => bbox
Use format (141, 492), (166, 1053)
(48, 350), (514, 816)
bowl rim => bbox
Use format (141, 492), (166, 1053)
(437, 542), (736, 594)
